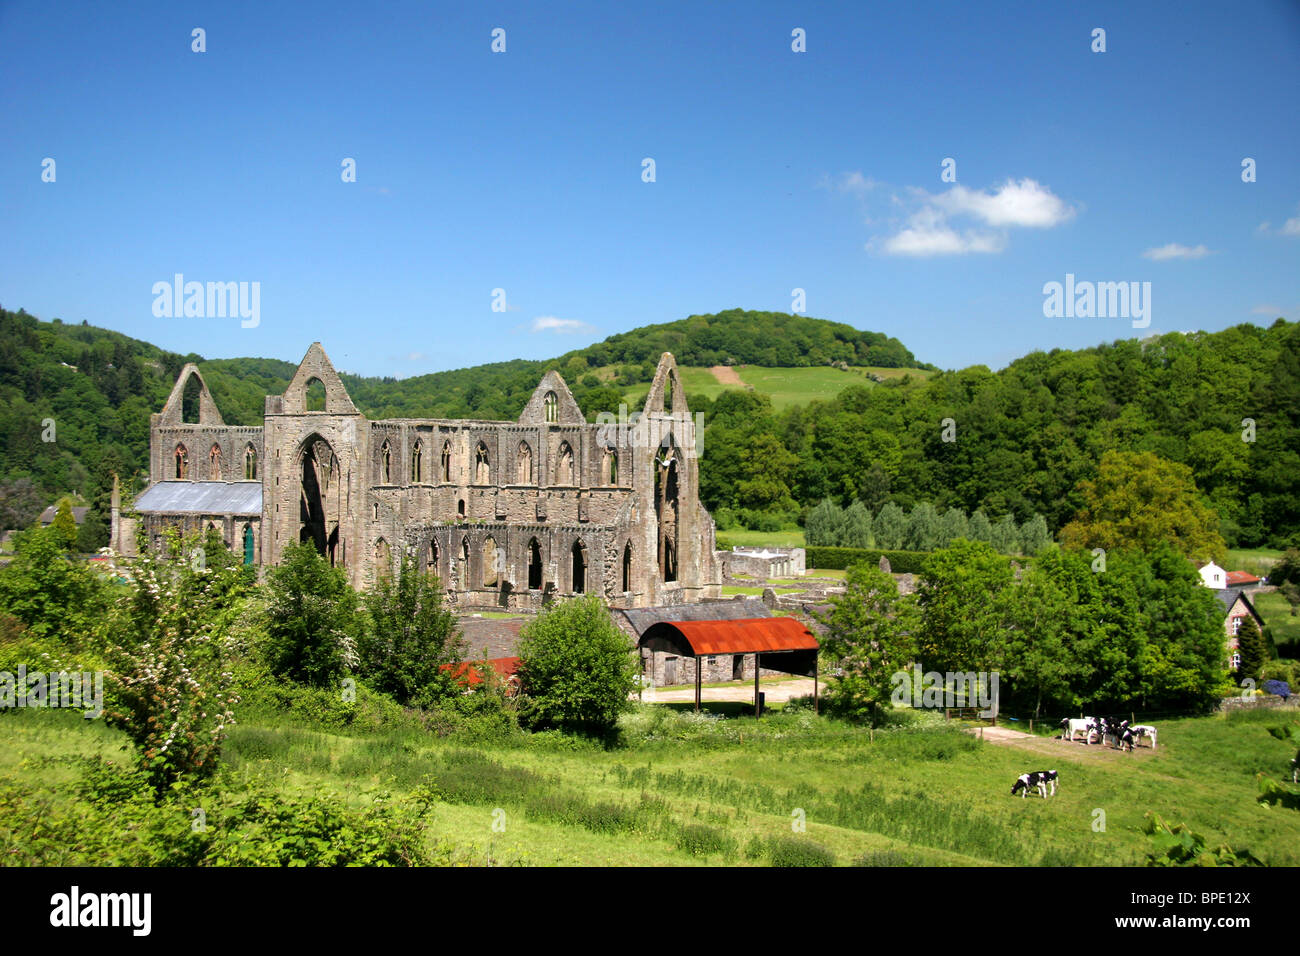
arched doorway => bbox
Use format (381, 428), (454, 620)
(571, 539), (587, 594)
(528, 538), (543, 590)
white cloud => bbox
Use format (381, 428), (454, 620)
(1251, 304), (1281, 315)
(931, 178), (1077, 228)
(1258, 203), (1300, 237)
(858, 176), (1074, 257)
(1142, 243), (1213, 260)
(531, 315), (595, 334)
(877, 208), (1005, 257)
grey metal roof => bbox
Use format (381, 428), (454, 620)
(134, 481), (262, 516)
(620, 596), (770, 637)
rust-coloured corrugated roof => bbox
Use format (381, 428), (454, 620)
(646, 617), (818, 656)
(441, 656), (521, 687)
(1226, 571), (1259, 585)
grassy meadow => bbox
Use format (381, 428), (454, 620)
(616, 363), (933, 413)
(3, 701), (1298, 867)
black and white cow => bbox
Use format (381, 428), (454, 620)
(1011, 769), (1059, 798)
(1061, 717), (1100, 744)
(1130, 724), (1158, 749)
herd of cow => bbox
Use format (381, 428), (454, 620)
(1009, 718), (1159, 799)
(1059, 716), (1157, 751)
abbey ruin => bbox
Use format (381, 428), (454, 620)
(116, 343), (722, 610)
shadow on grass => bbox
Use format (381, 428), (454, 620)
(657, 701), (782, 718)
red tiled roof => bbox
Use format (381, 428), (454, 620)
(641, 617), (819, 656)
(1225, 571), (1259, 585)
(441, 656), (521, 687)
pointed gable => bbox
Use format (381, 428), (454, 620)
(157, 364), (225, 426)
(280, 342), (359, 415)
(642, 352), (688, 415)
(517, 370), (584, 424)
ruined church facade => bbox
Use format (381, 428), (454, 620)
(124, 343), (721, 610)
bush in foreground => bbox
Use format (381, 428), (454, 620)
(515, 593), (637, 736)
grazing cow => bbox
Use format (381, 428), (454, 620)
(1061, 717), (1100, 744)
(1117, 727), (1136, 753)
(1130, 725), (1158, 750)
(1011, 770), (1059, 798)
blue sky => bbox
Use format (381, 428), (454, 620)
(2, 0), (1297, 377)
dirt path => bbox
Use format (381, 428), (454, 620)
(709, 365), (745, 386)
(966, 724), (1157, 762)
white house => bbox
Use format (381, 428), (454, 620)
(1198, 561), (1227, 589)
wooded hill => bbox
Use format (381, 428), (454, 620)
(1, 303), (1296, 550)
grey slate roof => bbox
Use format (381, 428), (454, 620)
(134, 481), (262, 516)
(39, 505), (89, 525)
(619, 596), (770, 637)
(1215, 588), (1264, 623)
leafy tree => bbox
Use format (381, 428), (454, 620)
(359, 554), (464, 707)
(51, 498), (78, 550)
(102, 528), (246, 791)
(0, 524), (106, 643)
(967, 510), (992, 544)
(805, 498), (844, 547)
(0, 478), (44, 532)
(1001, 552), (1078, 718)
(813, 563), (917, 725)
(264, 542), (362, 688)
(1236, 616), (1267, 683)
(841, 500), (873, 549)
(1060, 450), (1227, 562)
(874, 502), (907, 550)
(905, 502), (941, 552)
(938, 507), (968, 548)
(1018, 514), (1051, 554)
(515, 593), (636, 735)
(915, 540), (1014, 677)
(991, 514), (1020, 554)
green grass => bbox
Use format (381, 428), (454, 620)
(1255, 590), (1300, 651)
(5, 700), (1300, 867)
(716, 528), (806, 549)
(1226, 548), (1283, 577)
(619, 364), (931, 413)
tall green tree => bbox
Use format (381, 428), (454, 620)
(841, 500), (873, 549)
(906, 502), (941, 552)
(874, 502), (907, 550)
(1060, 450), (1227, 562)
(814, 563), (917, 725)
(263, 542), (362, 688)
(1236, 617), (1267, 683)
(915, 540), (1014, 676)
(805, 498), (845, 547)
(359, 554), (464, 707)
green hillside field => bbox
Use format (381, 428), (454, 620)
(2, 703), (1296, 867)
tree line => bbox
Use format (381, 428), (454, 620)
(804, 498), (1051, 555)
(700, 319), (1300, 549)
